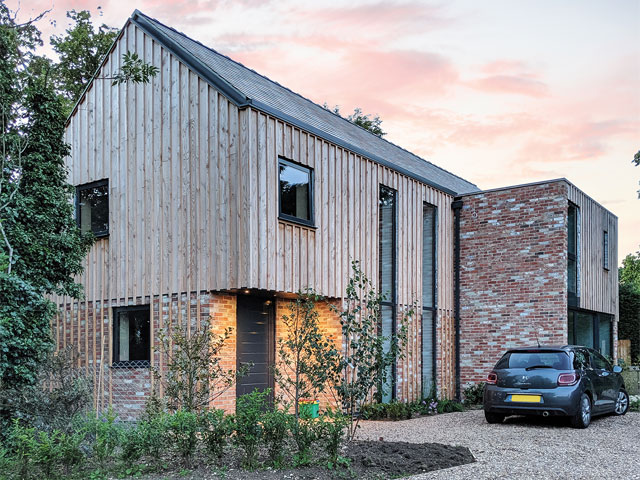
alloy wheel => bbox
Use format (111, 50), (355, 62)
(581, 396), (591, 425)
(615, 391), (628, 415)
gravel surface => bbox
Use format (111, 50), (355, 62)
(356, 410), (640, 479)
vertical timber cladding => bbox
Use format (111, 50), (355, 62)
(243, 107), (458, 399)
(55, 21), (458, 402)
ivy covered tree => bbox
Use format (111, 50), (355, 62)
(619, 248), (640, 362)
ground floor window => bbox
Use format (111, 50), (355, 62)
(113, 305), (150, 366)
(568, 309), (612, 358)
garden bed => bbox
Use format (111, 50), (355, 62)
(134, 440), (474, 479)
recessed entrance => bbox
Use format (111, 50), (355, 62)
(236, 295), (275, 398)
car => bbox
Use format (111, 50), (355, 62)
(483, 345), (629, 428)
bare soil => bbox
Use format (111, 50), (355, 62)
(133, 440), (474, 479)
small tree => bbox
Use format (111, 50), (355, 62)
(332, 261), (412, 441)
(274, 289), (341, 419)
(153, 317), (247, 412)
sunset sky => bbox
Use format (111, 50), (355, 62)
(10, 0), (640, 263)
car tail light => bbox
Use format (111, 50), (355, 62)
(557, 372), (580, 386)
(486, 372), (498, 384)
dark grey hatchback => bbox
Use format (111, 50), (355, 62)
(483, 346), (629, 428)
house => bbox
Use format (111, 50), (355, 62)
(51, 10), (618, 418)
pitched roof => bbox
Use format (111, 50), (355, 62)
(130, 10), (479, 196)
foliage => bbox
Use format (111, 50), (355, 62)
(153, 317), (245, 412)
(436, 398), (465, 414)
(315, 409), (348, 464)
(166, 409), (199, 468)
(274, 289), (340, 420)
(332, 261), (412, 441)
(1, 346), (93, 433)
(630, 395), (640, 412)
(234, 389), (268, 469)
(634, 150), (639, 198)
(322, 104), (386, 137)
(462, 382), (485, 406)
(620, 282), (640, 362)
(50, 9), (118, 109)
(111, 51), (159, 87)
(261, 407), (289, 467)
(85, 409), (121, 469)
(620, 248), (640, 291)
(289, 416), (318, 466)
(199, 408), (233, 462)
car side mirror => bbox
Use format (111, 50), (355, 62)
(613, 365), (623, 373)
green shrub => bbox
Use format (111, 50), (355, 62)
(630, 395), (640, 412)
(85, 409), (121, 469)
(316, 409), (348, 464)
(290, 417), (317, 467)
(462, 382), (485, 406)
(437, 399), (465, 414)
(234, 390), (268, 469)
(166, 409), (199, 468)
(6, 420), (38, 479)
(138, 414), (168, 466)
(359, 403), (385, 420)
(386, 400), (412, 420)
(199, 408), (233, 461)
(261, 407), (290, 467)
(57, 430), (85, 476)
(119, 422), (144, 464)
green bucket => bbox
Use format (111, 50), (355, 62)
(299, 399), (319, 419)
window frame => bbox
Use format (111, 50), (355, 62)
(76, 179), (109, 238)
(277, 157), (315, 227)
(112, 304), (151, 368)
(567, 202), (579, 307)
(379, 184), (397, 402)
(421, 202), (437, 397)
(567, 308), (613, 357)
(603, 230), (609, 270)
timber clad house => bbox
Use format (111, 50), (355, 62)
(52, 10), (619, 418)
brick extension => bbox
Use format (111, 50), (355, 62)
(458, 182), (569, 386)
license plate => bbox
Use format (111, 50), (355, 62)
(510, 394), (542, 403)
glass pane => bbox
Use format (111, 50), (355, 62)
(568, 205), (577, 255)
(79, 183), (109, 235)
(568, 311), (575, 344)
(505, 352), (571, 369)
(422, 310), (435, 397)
(422, 204), (435, 308)
(379, 187), (395, 299)
(575, 312), (594, 348)
(603, 232), (609, 269)
(568, 258), (577, 297)
(380, 305), (394, 403)
(118, 313), (130, 362)
(129, 310), (150, 361)
(599, 316), (611, 358)
(279, 163), (310, 220)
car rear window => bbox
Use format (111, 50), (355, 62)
(495, 351), (571, 370)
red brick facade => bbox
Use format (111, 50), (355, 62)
(458, 182), (569, 386)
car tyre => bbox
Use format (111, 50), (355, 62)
(571, 393), (591, 429)
(484, 411), (505, 424)
(614, 389), (629, 416)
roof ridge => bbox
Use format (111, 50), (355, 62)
(132, 10), (477, 191)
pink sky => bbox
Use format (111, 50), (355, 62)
(11, 0), (640, 263)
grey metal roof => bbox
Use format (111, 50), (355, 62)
(131, 10), (479, 196)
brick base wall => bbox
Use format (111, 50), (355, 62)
(459, 182), (569, 386)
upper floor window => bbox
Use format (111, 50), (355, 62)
(278, 158), (313, 226)
(76, 179), (109, 237)
(603, 231), (609, 270)
(113, 305), (150, 366)
(567, 203), (579, 306)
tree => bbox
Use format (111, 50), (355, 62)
(619, 248), (640, 362)
(331, 261), (412, 441)
(634, 150), (639, 198)
(322, 103), (386, 137)
(50, 10), (118, 110)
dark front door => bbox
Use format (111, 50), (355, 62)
(236, 295), (275, 398)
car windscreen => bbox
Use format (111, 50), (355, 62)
(495, 351), (571, 370)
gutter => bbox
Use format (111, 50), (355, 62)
(452, 198), (463, 401)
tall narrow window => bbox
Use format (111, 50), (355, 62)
(278, 158), (313, 226)
(603, 231), (609, 270)
(422, 203), (437, 397)
(379, 185), (396, 403)
(113, 305), (150, 366)
(76, 179), (109, 237)
(567, 203), (579, 306)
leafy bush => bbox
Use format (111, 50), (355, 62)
(437, 399), (465, 414)
(234, 390), (268, 469)
(386, 400), (412, 420)
(630, 395), (640, 412)
(290, 416), (317, 466)
(85, 409), (121, 469)
(137, 414), (168, 466)
(462, 382), (485, 407)
(359, 403), (386, 420)
(119, 422), (144, 464)
(166, 409), (199, 468)
(261, 407), (290, 467)
(316, 409), (348, 464)
(200, 408), (233, 461)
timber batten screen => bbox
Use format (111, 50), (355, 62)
(422, 203), (437, 397)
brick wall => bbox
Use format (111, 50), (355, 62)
(459, 182), (569, 386)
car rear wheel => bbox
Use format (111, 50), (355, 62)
(571, 393), (591, 429)
(484, 411), (505, 424)
(614, 390), (629, 416)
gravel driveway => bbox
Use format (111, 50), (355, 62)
(356, 410), (640, 479)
